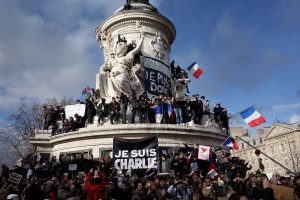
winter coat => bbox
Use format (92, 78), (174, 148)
(85, 172), (106, 200)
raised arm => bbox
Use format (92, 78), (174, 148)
(129, 32), (145, 56)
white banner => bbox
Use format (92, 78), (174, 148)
(198, 145), (211, 161)
(65, 104), (86, 119)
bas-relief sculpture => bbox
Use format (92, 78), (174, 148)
(96, 32), (145, 100)
(151, 32), (168, 60)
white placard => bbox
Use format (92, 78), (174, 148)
(68, 164), (77, 171)
(65, 104), (86, 119)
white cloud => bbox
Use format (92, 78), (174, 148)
(273, 102), (300, 112)
(0, 0), (124, 111)
(0, 0), (165, 112)
(290, 114), (300, 123)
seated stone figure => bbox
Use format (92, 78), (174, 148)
(96, 33), (145, 101)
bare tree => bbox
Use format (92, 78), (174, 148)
(0, 96), (75, 166)
(0, 128), (31, 158)
(8, 103), (44, 137)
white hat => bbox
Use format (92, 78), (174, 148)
(7, 194), (19, 200)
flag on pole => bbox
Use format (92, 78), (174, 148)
(166, 103), (173, 117)
(187, 62), (203, 78)
(82, 86), (92, 95)
(198, 145), (211, 160)
(240, 106), (266, 128)
(223, 136), (239, 150)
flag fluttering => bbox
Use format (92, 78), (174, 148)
(187, 62), (203, 78)
(223, 136), (239, 150)
(82, 86), (92, 96)
(166, 102), (173, 117)
(153, 103), (163, 123)
(240, 106), (266, 128)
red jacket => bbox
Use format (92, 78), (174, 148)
(85, 171), (106, 200)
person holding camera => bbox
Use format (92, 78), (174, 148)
(167, 179), (192, 200)
(85, 167), (106, 200)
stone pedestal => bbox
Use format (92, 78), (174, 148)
(30, 123), (227, 159)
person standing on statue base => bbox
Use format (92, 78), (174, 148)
(138, 95), (149, 123)
(120, 92), (129, 124)
(96, 98), (108, 125)
(129, 93), (139, 124)
(85, 98), (96, 125)
(197, 96), (205, 125)
(172, 92), (183, 125)
(108, 97), (120, 124)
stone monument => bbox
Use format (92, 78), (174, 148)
(29, 0), (226, 160)
(95, 0), (177, 100)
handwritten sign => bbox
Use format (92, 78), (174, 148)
(68, 164), (78, 171)
(8, 172), (22, 184)
(65, 104), (86, 119)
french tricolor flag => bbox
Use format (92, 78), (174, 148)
(240, 106), (266, 128)
(223, 136), (239, 150)
(187, 62), (203, 78)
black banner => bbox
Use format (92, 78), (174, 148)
(144, 67), (171, 96)
(113, 136), (158, 175)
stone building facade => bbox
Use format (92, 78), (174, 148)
(231, 123), (300, 175)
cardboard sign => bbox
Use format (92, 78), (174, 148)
(68, 164), (77, 171)
(215, 150), (228, 163)
(198, 145), (211, 161)
(190, 162), (198, 171)
(65, 104), (86, 119)
(8, 172), (22, 184)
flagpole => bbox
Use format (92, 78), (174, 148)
(235, 136), (295, 175)
(220, 136), (230, 146)
(185, 61), (197, 70)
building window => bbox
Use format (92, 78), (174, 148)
(290, 140), (296, 149)
(259, 137), (263, 143)
(241, 143), (244, 149)
(280, 144), (285, 152)
(270, 146), (275, 154)
(252, 139), (256, 146)
(265, 159), (268, 168)
(284, 156), (289, 165)
(100, 149), (112, 158)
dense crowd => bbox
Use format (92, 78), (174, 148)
(0, 147), (299, 200)
(42, 92), (229, 136)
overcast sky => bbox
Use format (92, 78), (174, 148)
(0, 0), (299, 134)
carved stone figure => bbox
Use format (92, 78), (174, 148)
(151, 32), (167, 60)
(96, 33), (145, 100)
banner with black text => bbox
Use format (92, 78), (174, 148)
(113, 136), (158, 176)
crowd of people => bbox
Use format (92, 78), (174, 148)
(0, 146), (299, 200)
(42, 91), (230, 136)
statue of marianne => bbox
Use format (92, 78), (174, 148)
(97, 32), (145, 100)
